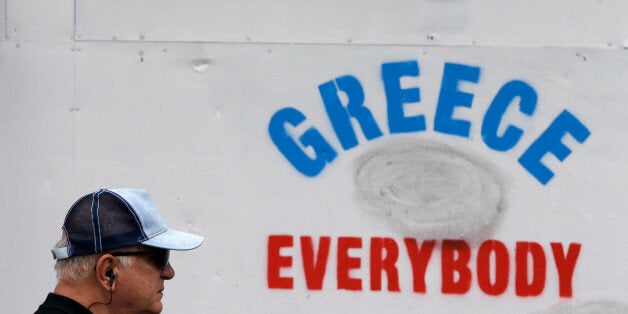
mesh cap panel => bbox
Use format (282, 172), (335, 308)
(64, 190), (146, 256)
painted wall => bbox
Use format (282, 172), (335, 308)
(1, 1), (627, 313)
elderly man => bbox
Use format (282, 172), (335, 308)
(36, 188), (204, 313)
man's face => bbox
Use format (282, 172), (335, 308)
(112, 248), (175, 313)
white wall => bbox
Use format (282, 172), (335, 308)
(1, 1), (627, 313)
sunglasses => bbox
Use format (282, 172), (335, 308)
(112, 249), (170, 269)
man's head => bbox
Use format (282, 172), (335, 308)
(51, 188), (203, 313)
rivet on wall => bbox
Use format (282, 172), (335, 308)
(575, 52), (587, 63)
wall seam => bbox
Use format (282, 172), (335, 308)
(70, 38), (622, 51)
(73, 0), (77, 40)
(4, 0), (7, 39)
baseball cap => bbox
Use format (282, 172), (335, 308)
(51, 188), (204, 259)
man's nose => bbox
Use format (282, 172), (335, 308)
(161, 262), (175, 280)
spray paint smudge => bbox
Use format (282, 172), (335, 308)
(539, 300), (628, 313)
(354, 139), (505, 239)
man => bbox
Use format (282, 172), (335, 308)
(36, 188), (204, 313)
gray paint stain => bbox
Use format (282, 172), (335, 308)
(539, 300), (628, 313)
(354, 139), (506, 239)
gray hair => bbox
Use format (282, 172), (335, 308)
(53, 239), (133, 284)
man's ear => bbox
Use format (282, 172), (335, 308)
(95, 254), (117, 292)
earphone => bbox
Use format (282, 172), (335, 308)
(106, 269), (115, 286)
(89, 269), (115, 310)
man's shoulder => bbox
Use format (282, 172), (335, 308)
(35, 293), (91, 314)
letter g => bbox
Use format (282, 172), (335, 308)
(268, 107), (337, 177)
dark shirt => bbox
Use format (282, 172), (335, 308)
(35, 293), (92, 314)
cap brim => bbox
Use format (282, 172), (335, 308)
(141, 229), (204, 251)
